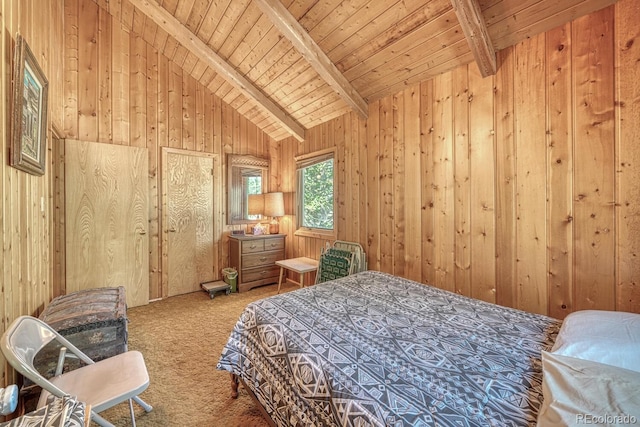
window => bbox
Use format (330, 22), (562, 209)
(295, 149), (336, 237)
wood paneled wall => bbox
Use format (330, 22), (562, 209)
(279, 0), (640, 318)
(1, 0), (64, 388)
(1, 0), (638, 396)
(1, 0), (274, 389)
(59, 0), (275, 301)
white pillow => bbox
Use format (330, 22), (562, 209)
(537, 351), (640, 426)
(551, 310), (640, 373)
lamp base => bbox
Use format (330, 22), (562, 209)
(269, 220), (279, 234)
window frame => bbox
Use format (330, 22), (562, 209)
(294, 147), (337, 239)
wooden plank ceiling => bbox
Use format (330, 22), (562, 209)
(97, 0), (617, 141)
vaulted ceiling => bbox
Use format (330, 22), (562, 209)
(94, 0), (618, 141)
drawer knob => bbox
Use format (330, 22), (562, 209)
(250, 244), (257, 249)
(260, 257), (267, 261)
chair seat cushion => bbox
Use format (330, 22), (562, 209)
(38, 351), (149, 413)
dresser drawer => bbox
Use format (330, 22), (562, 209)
(263, 237), (285, 251)
(242, 266), (281, 283)
(242, 240), (264, 254)
(242, 250), (284, 269)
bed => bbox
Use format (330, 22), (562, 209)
(217, 270), (564, 426)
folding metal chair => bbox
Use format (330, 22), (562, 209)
(0, 316), (153, 427)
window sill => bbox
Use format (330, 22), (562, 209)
(294, 228), (337, 240)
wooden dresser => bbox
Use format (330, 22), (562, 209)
(229, 234), (286, 292)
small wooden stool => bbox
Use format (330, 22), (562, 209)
(201, 281), (231, 299)
(276, 257), (319, 293)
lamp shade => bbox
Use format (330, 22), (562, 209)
(263, 192), (284, 217)
(247, 193), (264, 216)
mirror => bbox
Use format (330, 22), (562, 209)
(227, 154), (269, 225)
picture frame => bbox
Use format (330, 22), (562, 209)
(11, 33), (48, 176)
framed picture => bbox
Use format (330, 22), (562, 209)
(11, 33), (48, 176)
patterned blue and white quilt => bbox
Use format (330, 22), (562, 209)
(217, 271), (561, 426)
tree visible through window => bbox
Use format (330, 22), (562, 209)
(243, 174), (262, 220)
(297, 151), (334, 231)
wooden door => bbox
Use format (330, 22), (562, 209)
(65, 139), (149, 307)
(162, 149), (216, 297)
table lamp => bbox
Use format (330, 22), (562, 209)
(264, 192), (284, 234)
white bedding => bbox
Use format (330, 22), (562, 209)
(550, 310), (640, 373)
(537, 352), (640, 426)
(538, 310), (640, 426)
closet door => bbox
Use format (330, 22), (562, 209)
(162, 148), (216, 297)
(65, 139), (149, 307)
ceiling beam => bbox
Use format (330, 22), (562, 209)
(253, 0), (369, 120)
(129, 0), (306, 142)
(450, 0), (497, 77)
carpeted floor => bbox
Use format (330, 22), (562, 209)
(100, 281), (300, 426)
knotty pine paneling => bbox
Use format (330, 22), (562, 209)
(420, 80), (436, 287)
(615, 0), (640, 313)
(468, 63), (496, 303)
(452, 66), (471, 298)
(431, 72), (456, 293)
(545, 23), (574, 318)
(277, 0), (640, 318)
(514, 34), (547, 315)
(58, 0), (274, 301)
(572, 7), (616, 312)
(493, 48), (517, 310)
(402, 86), (421, 283)
(366, 100), (381, 271)
(1, 0), (64, 389)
